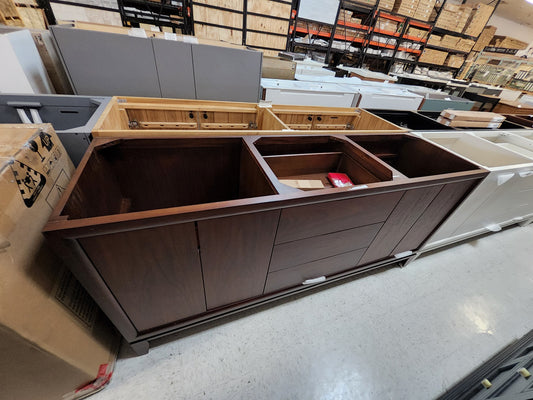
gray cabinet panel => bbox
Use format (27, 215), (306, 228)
(51, 26), (161, 97)
(192, 44), (261, 102)
(152, 39), (196, 99)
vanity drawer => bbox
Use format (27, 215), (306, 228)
(264, 248), (366, 293)
(269, 223), (382, 272)
(275, 191), (402, 244)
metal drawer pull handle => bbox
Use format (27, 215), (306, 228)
(302, 276), (326, 285)
(486, 224), (502, 232)
(519, 171), (533, 178)
(518, 368), (531, 378)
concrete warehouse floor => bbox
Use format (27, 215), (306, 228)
(91, 223), (533, 400)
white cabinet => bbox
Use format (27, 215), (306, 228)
(417, 131), (533, 252)
(353, 86), (424, 110)
(261, 79), (359, 108)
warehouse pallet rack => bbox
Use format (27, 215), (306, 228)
(117, 0), (193, 34)
(288, 0), (499, 77)
(191, 0), (294, 55)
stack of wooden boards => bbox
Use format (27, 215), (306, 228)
(437, 110), (506, 128)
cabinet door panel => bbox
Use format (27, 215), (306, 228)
(393, 180), (476, 255)
(79, 223), (205, 333)
(199, 210), (280, 309)
(358, 185), (443, 265)
(275, 191), (402, 244)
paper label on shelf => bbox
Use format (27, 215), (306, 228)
(128, 28), (148, 38)
(151, 26), (160, 32)
(182, 36), (199, 44)
(164, 32), (178, 41)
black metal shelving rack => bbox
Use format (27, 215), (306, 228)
(287, 0), (498, 77)
(189, 0), (294, 53)
(117, 0), (194, 34)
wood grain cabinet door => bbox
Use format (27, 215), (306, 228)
(198, 210), (280, 310)
(79, 223), (206, 333)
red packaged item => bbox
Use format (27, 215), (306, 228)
(327, 173), (354, 188)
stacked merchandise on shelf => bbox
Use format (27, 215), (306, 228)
(352, 0), (377, 7)
(463, 3), (495, 37)
(392, 0), (437, 20)
(413, 0), (436, 22)
(434, 3), (471, 33)
(0, 0), (47, 29)
(472, 26), (497, 52)
(418, 48), (448, 65)
(446, 54), (465, 68)
(406, 26), (429, 40)
(378, 0), (395, 11)
(490, 36), (529, 50)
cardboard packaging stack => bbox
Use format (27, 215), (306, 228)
(413, 0), (436, 21)
(490, 35), (529, 50)
(435, 3), (472, 33)
(472, 25), (497, 52)
(405, 26), (428, 40)
(351, 0), (377, 7)
(418, 48), (448, 65)
(0, 124), (119, 400)
(463, 3), (495, 37)
(437, 110), (506, 128)
(445, 54), (465, 68)
(378, 0), (395, 11)
(392, 0), (419, 17)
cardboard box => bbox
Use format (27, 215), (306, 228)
(490, 35), (529, 50)
(463, 3), (494, 37)
(418, 48), (448, 65)
(445, 54), (465, 68)
(473, 25), (497, 52)
(262, 56), (296, 80)
(378, 0), (395, 11)
(440, 109), (506, 122)
(437, 117), (502, 128)
(0, 124), (119, 400)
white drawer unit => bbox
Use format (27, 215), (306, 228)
(261, 79), (359, 108)
(353, 86), (424, 111)
(417, 131), (533, 252)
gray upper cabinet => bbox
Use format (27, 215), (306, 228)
(152, 39), (196, 99)
(51, 26), (262, 102)
(192, 44), (262, 102)
(51, 26), (162, 97)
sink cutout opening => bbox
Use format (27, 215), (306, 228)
(254, 136), (393, 190)
(60, 138), (277, 219)
(350, 134), (479, 178)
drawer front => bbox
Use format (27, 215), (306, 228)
(275, 191), (403, 244)
(270, 223), (382, 272)
(265, 248), (367, 293)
